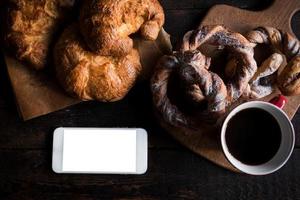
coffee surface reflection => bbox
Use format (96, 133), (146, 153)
(225, 108), (281, 165)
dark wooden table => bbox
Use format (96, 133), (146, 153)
(1, 1), (300, 199)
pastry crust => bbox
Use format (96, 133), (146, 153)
(243, 27), (300, 97)
(181, 25), (257, 103)
(246, 53), (285, 99)
(79, 0), (165, 56)
(246, 27), (300, 60)
(151, 50), (229, 128)
(54, 24), (142, 101)
(278, 56), (300, 96)
(151, 25), (258, 127)
(5, 0), (75, 70)
(151, 55), (190, 127)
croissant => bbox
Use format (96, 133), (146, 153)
(79, 0), (165, 56)
(54, 24), (141, 101)
(4, 0), (75, 70)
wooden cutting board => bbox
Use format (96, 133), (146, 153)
(159, 0), (300, 172)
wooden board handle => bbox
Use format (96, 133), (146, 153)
(266, 0), (300, 13)
(264, 0), (300, 37)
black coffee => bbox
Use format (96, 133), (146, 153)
(225, 108), (281, 165)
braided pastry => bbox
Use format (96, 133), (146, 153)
(235, 27), (300, 97)
(151, 50), (227, 127)
(246, 27), (300, 59)
(151, 55), (190, 127)
(278, 56), (300, 96)
(54, 24), (141, 101)
(54, 0), (165, 101)
(152, 25), (258, 127)
(247, 53), (285, 98)
(181, 25), (257, 103)
(225, 53), (285, 97)
(79, 0), (165, 56)
(4, 0), (75, 70)
(177, 50), (228, 115)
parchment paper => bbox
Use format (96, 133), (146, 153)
(4, 29), (172, 120)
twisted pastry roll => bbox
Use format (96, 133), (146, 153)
(151, 50), (227, 128)
(247, 53), (284, 98)
(54, 24), (141, 101)
(241, 27), (300, 97)
(226, 52), (286, 99)
(177, 50), (228, 115)
(246, 27), (300, 59)
(79, 0), (165, 56)
(151, 55), (189, 127)
(181, 25), (257, 103)
(4, 0), (75, 70)
(278, 56), (300, 96)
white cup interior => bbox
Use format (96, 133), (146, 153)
(221, 101), (295, 175)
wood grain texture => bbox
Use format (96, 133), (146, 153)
(0, 0), (300, 199)
(158, 0), (300, 172)
(0, 149), (300, 199)
(202, 0), (300, 37)
(161, 0), (273, 10)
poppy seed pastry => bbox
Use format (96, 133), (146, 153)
(151, 25), (258, 128)
(246, 53), (285, 99)
(54, 24), (142, 101)
(181, 25), (257, 103)
(278, 56), (300, 96)
(151, 50), (228, 128)
(233, 26), (300, 98)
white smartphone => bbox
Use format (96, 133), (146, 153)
(52, 127), (147, 174)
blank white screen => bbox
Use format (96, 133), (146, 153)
(62, 129), (137, 172)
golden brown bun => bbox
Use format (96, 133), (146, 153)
(278, 56), (300, 96)
(5, 0), (75, 70)
(54, 24), (142, 101)
(79, 0), (165, 56)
